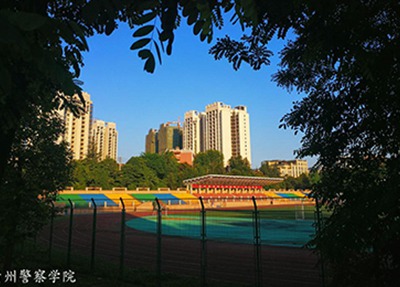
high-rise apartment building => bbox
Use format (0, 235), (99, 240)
(204, 102), (233, 165)
(183, 111), (205, 154)
(183, 102), (252, 166)
(145, 128), (158, 153)
(59, 92), (93, 160)
(105, 122), (118, 160)
(59, 91), (118, 161)
(231, 106), (251, 163)
(92, 120), (118, 160)
(145, 122), (182, 154)
(262, 159), (309, 178)
(158, 122), (182, 153)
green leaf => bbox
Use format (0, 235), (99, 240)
(182, 0), (195, 16)
(159, 30), (169, 42)
(130, 38), (151, 50)
(166, 36), (174, 55)
(0, 17), (25, 46)
(138, 49), (152, 59)
(202, 19), (211, 35)
(134, 11), (157, 25)
(68, 21), (88, 50)
(137, 0), (159, 11)
(58, 21), (76, 44)
(200, 32), (206, 42)
(133, 25), (154, 37)
(193, 20), (203, 35)
(187, 11), (198, 25)
(105, 21), (116, 36)
(207, 34), (212, 44)
(144, 53), (156, 73)
(9, 11), (47, 31)
(196, 3), (211, 19)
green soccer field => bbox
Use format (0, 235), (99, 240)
(205, 205), (317, 220)
(127, 206), (319, 247)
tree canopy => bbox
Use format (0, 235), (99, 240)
(0, 103), (72, 269)
(193, 150), (225, 175)
(227, 155), (253, 175)
(274, 2), (399, 285)
(259, 162), (280, 178)
(212, 2), (400, 284)
(0, 0), (266, 180)
(72, 157), (120, 190)
(70, 151), (278, 190)
(2, 1), (400, 284)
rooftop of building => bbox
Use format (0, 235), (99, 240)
(183, 174), (283, 186)
(263, 159), (308, 164)
(206, 102), (232, 109)
(160, 121), (182, 128)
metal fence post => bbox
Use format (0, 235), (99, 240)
(155, 198), (162, 287)
(90, 198), (97, 272)
(315, 196), (326, 287)
(199, 197), (207, 287)
(67, 199), (74, 268)
(252, 196), (262, 287)
(119, 197), (126, 279)
(49, 201), (55, 263)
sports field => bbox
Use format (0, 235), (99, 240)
(127, 206), (315, 247)
(38, 203), (321, 287)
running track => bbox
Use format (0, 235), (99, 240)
(39, 212), (321, 287)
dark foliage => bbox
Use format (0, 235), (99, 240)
(0, 105), (72, 269)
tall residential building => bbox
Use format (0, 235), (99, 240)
(145, 128), (158, 153)
(59, 92), (93, 160)
(105, 122), (118, 160)
(92, 120), (118, 160)
(231, 106), (251, 163)
(262, 159), (309, 178)
(145, 122), (182, 154)
(183, 102), (252, 166)
(183, 111), (205, 154)
(205, 102), (233, 165)
(157, 122), (182, 153)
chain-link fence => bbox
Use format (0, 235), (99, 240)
(40, 196), (324, 287)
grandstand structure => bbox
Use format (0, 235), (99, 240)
(57, 175), (313, 210)
(183, 174), (283, 193)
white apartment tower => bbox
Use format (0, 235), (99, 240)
(231, 106), (251, 164)
(105, 122), (118, 160)
(183, 102), (252, 166)
(92, 120), (118, 160)
(183, 111), (205, 154)
(60, 92), (93, 160)
(205, 102), (233, 166)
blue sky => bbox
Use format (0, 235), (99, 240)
(79, 21), (315, 168)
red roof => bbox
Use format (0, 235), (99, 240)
(183, 174), (283, 187)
